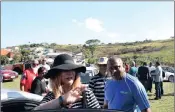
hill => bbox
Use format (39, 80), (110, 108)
(95, 38), (174, 66)
(17, 38), (174, 66)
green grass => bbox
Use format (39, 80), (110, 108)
(2, 76), (21, 90)
(2, 76), (174, 112)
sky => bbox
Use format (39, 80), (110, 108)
(2, 1), (174, 48)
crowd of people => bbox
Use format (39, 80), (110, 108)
(19, 54), (165, 112)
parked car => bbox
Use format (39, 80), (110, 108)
(31, 109), (123, 112)
(1, 89), (123, 112)
(79, 67), (98, 84)
(0, 67), (18, 82)
(1, 89), (43, 112)
(150, 68), (174, 82)
(162, 66), (175, 73)
(3, 62), (31, 75)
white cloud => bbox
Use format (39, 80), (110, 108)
(72, 19), (84, 27)
(84, 17), (105, 33)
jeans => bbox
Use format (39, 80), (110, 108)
(155, 82), (161, 98)
(160, 81), (164, 95)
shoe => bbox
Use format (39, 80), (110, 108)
(154, 97), (159, 100)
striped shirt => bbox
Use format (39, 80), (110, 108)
(40, 87), (101, 109)
(89, 73), (111, 107)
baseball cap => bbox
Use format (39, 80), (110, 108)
(97, 57), (108, 65)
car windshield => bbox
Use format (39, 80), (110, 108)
(79, 71), (93, 84)
(162, 67), (175, 73)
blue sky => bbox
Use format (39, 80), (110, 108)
(2, 1), (174, 48)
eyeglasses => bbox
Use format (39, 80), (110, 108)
(99, 64), (107, 67)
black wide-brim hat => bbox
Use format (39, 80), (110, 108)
(44, 54), (86, 79)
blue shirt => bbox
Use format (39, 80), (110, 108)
(129, 67), (138, 77)
(104, 74), (150, 112)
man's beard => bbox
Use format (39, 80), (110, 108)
(113, 70), (125, 80)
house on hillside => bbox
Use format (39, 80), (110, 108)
(1, 49), (15, 58)
(54, 50), (72, 56)
(6, 46), (20, 52)
(46, 51), (72, 59)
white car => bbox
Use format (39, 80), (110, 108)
(1, 89), (43, 112)
(164, 71), (174, 82)
(86, 67), (98, 77)
(150, 67), (174, 82)
(79, 67), (98, 84)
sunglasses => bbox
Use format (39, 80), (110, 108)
(41, 72), (47, 75)
(110, 65), (121, 70)
(99, 64), (107, 67)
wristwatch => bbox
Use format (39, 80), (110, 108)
(58, 96), (64, 107)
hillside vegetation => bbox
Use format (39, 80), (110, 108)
(18, 38), (174, 66)
(95, 39), (174, 66)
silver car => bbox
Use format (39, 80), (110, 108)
(1, 89), (43, 112)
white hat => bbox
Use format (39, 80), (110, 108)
(97, 57), (108, 65)
(33, 59), (39, 64)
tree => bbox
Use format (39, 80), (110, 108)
(85, 39), (101, 58)
(20, 49), (30, 62)
(13, 54), (22, 63)
(0, 55), (9, 65)
(50, 43), (57, 49)
(82, 47), (91, 58)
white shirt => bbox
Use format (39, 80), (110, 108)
(42, 64), (50, 71)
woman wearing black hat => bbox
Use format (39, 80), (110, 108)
(34, 54), (100, 110)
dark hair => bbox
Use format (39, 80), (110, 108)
(38, 67), (46, 74)
(156, 62), (160, 66)
(143, 62), (147, 66)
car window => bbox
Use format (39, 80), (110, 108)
(86, 70), (93, 76)
(79, 72), (92, 84)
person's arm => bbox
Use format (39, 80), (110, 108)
(147, 68), (151, 78)
(20, 83), (25, 91)
(20, 72), (27, 91)
(137, 67), (141, 79)
(34, 85), (86, 110)
(103, 100), (108, 109)
(34, 93), (62, 110)
(132, 80), (151, 112)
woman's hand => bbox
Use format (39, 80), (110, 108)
(62, 84), (87, 105)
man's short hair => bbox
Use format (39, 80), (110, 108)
(156, 61), (160, 66)
(143, 62), (147, 66)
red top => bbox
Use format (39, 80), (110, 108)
(20, 68), (38, 92)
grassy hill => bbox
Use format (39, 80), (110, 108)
(54, 38), (174, 66)
(95, 39), (174, 66)
(18, 38), (174, 66)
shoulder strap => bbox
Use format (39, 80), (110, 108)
(82, 90), (88, 108)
